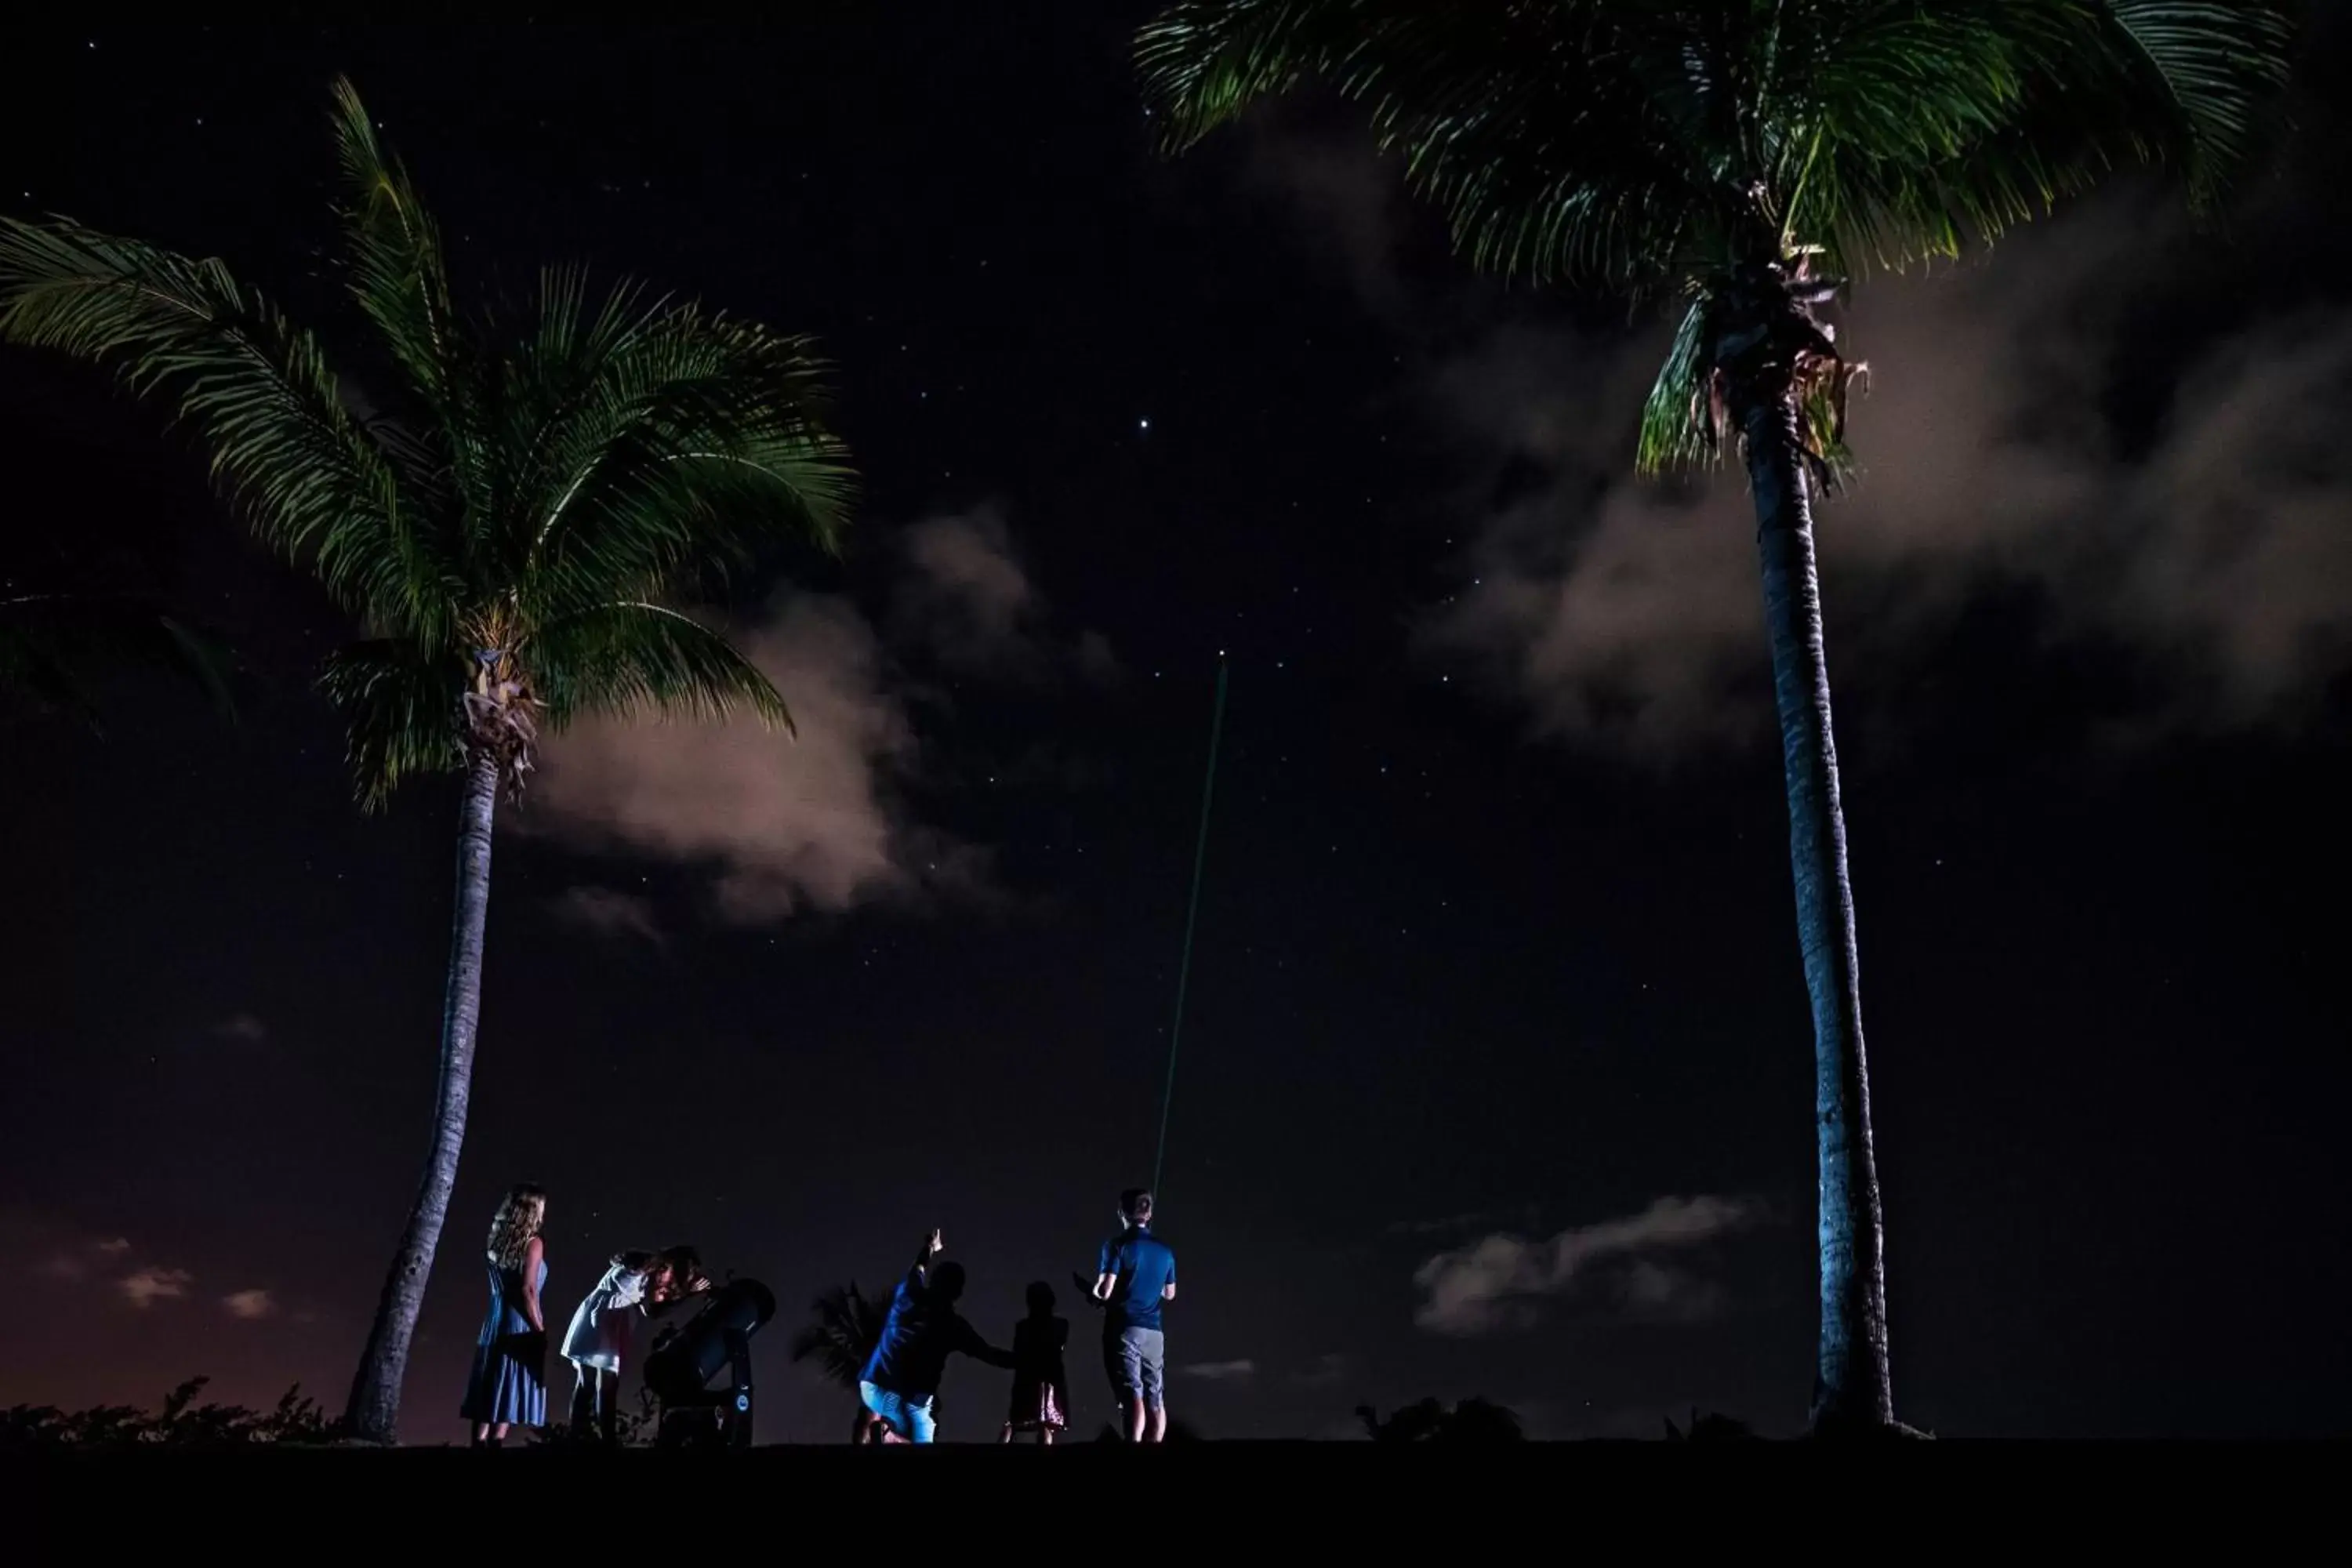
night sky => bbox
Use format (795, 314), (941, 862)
(3, 13), (2347, 1442)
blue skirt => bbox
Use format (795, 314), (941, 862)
(461, 1329), (548, 1425)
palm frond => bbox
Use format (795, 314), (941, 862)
(1142, 1), (1719, 292)
(328, 79), (472, 457)
(486, 267), (666, 567)
(0, 610), (105, 723)
(0, 216), (458, 639)
(2072, 0), (2293, 208)
(1141, 1), (2292, 296)
(0, 593), (237, 731)
(1370, 7), (1719, 289)
(517, 300), (855, 616)
(1797, 1), (2295, 271)
(788, 1283), (888, 1392)
(319, 638), (466, 810)
(528, 600), (790, 733)
(1763, 2), (2047, 276)
(1636, 295), (1714, 477)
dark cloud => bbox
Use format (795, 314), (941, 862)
(547, 886), (666, 948)
(1413, 1194), (1762, 1335)
(220, 1287), (278, 1320)
(527, 503), (1127, 921)
(1242, 125), (1412, 317)
(1430, 204), (2352, 752)
(532, 593), (989, 924)
(893, 505), (1122, 685)
(895, 506), (1044, 676)
(1178, 1358), (1258, 1382)
(11, 1212), (204, 1315)
(21, 1224), (136, 1285)
(117, 1265), (194, 1309)
(1073, 629), (1122, 688)
(1617, 1259), (1729, 1325)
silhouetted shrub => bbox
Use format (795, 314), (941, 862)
(524, 1386), (659, 1447)
(1664, 1408), (1759, 1442)
(1356, 1397), (1526, 1443)
(1, 1376), (335, 1450)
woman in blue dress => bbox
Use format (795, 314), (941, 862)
(462, 1183), (549, 1447)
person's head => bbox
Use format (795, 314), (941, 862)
(611, 1249), (658, 1275)
(1025, 1279), (1056, 1318)
(1120, 1189), (1154, 1231)
(933, 1260), (967, 1302)
(651, 1244), (703, 1300)
(486, 1184), (548, 1268)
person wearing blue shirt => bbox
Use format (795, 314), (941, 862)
(1091, 1189), (1178, 1443)
(858, 1228), (1014, 1443)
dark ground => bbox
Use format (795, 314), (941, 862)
(8, 1441), (2339, 1542)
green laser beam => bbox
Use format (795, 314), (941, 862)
(1151, 659), (1229, 1200)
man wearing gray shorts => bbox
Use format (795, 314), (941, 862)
(1091, 1188), (1177, 1443)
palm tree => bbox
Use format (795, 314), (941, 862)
(1140, 2), (2289, 1432)
(789, 1283), (890, 1442)
(0, 80), (854, 1442)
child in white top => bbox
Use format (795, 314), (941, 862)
(561, 1249), (655, 1443)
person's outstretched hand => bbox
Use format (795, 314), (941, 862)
(927, 1229), (946, 1258)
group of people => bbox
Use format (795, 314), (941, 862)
(456, 1182), (1179, 1447)
(456, 1181), (715, 1448)
(856, 1189), (1178, 1446)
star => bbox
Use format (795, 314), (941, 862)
(1138, 417), (1152, 432)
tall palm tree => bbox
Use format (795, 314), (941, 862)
(1139, 1), (2289, 1432)
(0, 80), (854, 1442)
(789, 1283), (890, 1442)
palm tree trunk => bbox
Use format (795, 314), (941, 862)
(1738, 390), (1893, 1433)
(342, 748), (500, 1443)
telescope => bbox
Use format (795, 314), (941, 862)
(642, 1278), (776, 1449)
